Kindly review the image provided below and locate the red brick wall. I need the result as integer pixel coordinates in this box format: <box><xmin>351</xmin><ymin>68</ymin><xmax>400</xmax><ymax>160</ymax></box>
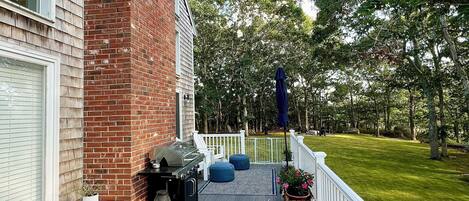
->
<box><xmin>84</xmin><ymin>0</ymin><xmax>176</xmax><ymax>200</ymax></box>
<box><xmin>129</xmin><ymin>0</ymin><xmax>176</xmax><ymax>199</ymax></box>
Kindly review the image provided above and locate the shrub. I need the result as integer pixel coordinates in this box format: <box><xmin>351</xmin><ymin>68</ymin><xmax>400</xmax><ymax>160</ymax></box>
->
<box><xmin>417</xmin><ymin>131</ymin><xmax>429</xmax><ymax>143</ymax></box>
<box><xmin>393</xmin><ymin>126</ymin><xmax>412</xmax><ymax>139</ymax></box>
<box><xmin>343</xmin><ymin>128</ymin><xmax>360</xmax><ymax>134</ymax></box>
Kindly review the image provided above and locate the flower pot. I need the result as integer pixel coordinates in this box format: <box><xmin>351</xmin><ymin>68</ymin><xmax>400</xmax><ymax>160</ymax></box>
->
<box><xmin>83</xmin><ymin>194</ymin><xmax>99</xmax><ymax>201</ymax></box>
<box><xmin>284</xmin><ymin>190</ymin><xmax>312</xmax><ymax>201</ymax></box>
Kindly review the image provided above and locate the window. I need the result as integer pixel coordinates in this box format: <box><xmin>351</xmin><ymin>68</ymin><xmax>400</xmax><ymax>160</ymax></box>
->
<box><xmin>176</xmin><ymin>31</ymin><xmax>181</xmax><ymax>75</ymax></box>
<box><xmin>0</xmin><ymin>0</ymin><xmax>55</xmax><ymax>24</ymax></box>
<box><xmin>11</xmin><ymin>0</ymin><xmax>38</xmax><ymax>12</ymax></box>
<box><xmin>176</xmin><ymin>92</ymin><xmax>183</xmax><ymax>140</ymax></box>
<box><xmin>0</xmin><ymin>42</ymin><xmax>60</xmax><ymax>201</ymax></box>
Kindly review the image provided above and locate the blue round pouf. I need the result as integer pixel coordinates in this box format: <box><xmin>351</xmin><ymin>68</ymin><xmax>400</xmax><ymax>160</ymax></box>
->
<box><xmin>209</xmin><ymin>162</ymin><xmax>235</xmax><ymax>182</ymax></box>
<box><xmin>229</xmin><ymin>154</ymin><xmax>250</xmax><ymax>170</ymax></box>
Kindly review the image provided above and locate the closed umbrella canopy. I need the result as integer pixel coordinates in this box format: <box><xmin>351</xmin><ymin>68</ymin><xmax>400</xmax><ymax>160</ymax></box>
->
<box><xmin>275</xmin><ymin>67</ymin><xmax>290</xmax><ymax>167</ymax></box>
<box><xmin>275</xmin><ymin>68</ymin><xmax>288</xmax><ymax>127</ymax></box>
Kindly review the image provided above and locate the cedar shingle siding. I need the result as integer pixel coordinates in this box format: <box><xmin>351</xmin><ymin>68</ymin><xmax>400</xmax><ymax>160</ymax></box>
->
<box><xmin>176</xmin><ymin>0</ymin><xmax>195</xmax><ymax>141</ymax></box>
<box><xmin>0</xmin><ymin>1</ymin><xmax>85</xmax><ymax>200</ymax></box>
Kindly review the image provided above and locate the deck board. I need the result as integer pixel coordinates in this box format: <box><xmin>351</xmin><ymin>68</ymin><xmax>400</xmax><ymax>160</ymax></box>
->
<box><xmin>198</xmin><ymin>164</ymin><xmax>283</xmax><ymax>201</ymax></box>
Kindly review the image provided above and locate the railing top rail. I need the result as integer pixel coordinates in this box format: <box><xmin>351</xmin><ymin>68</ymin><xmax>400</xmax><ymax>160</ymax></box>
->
<box><xmin>291</xmin><ymin>132</ymin><xmax>317</xmax><ymax>158</ymax></box>
<box><xmin>317</xmin><ymin>163</ymin><xmax>364</xmax><ymax>201</ymax></box>
<box><xmin>199</xmin><ymin>133</ymin><xmax>242</xmax><ymax>137</ymax></box>
<box><xmin>246</xmin><ymin>137</ymin><xmax>284</xmax><ymax>140</ymax></box>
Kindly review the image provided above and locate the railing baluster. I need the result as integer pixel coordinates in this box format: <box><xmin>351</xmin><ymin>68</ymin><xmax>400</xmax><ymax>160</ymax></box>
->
<box><xmin>254</xmin><ymin>138</ymin><xmax>257</xmax><ymax>163</ymax></box>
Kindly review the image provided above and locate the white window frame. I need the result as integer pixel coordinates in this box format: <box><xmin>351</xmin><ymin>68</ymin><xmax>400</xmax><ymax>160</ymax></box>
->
<box><xmin>176</xmin><ymin>30</ymin><xmax>181</xmax><ymax>76</ymax></box>
<box><xmin>0</xmin><ymin>41</ymin><xmax>60</xmax><ymax>201</ymax></box>
<box><xmin>175</xmin><ymin>0</ymin><xmax>180</xmax><ymax>17</ymax></box>
<box><xmin>176</xmin><ymin>91</ymin><xmax>184</xmax><ymax>141</ymax></box>
<box><xmin>0</xmin><ymin>0</ymin><xmax>55</xmax><ymax>26</ymax></box>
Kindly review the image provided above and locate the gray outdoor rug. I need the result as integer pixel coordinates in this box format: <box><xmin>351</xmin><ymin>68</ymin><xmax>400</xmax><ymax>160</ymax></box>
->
<box><xmin>199</xmin><ymin>167</ymin><xmax>277</xmax><ymax>196</ymax></box>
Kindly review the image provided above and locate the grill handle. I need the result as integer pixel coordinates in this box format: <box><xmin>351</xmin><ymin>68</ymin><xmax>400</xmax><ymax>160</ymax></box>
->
<box><xmin>188</xmin><ymin>178</ymin><xmax>197</xmax><ymax>197</ymax></box>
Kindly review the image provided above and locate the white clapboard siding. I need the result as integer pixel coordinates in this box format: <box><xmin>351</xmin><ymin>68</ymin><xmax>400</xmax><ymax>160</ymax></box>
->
<box><xmin>176</xmin><ymin>0</ymin><xmax>196</xmax><ymax>141</ymax></box>
<box><xmin>0</xmin><ymin>57</ymin><xmax>45</xmax><ymax>200</ymax></box>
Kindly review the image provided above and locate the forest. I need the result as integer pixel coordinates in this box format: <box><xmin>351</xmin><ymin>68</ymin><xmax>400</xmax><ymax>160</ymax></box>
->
<box><xmin>190</xmin><ymin>0</ymin><xmax>468</xmax><ymax>159</ymax></box>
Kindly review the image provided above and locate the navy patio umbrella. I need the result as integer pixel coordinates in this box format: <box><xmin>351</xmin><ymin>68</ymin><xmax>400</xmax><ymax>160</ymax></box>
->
<box><xmin>275</xmin><ymin>67</ymin><xmax>290</xmax><ymax>168</ymax></box>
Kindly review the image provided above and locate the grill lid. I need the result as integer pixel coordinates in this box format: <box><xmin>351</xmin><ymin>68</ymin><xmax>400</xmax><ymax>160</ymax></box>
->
<box><xmin>154</xmin><ymin>141</ymin><xmax>200</xmax><ymax>167</ymax></box>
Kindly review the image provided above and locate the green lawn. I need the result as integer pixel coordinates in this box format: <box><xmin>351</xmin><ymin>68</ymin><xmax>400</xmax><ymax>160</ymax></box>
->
<box><xmin>289</xmin><ymin>134</ymin><xmax>469</xmax><ymax>201</ymax></box>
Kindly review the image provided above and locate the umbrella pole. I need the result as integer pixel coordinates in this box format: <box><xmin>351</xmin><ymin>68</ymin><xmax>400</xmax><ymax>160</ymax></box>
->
<box><xmin>284</xmin><ymin>126</ymin><xmax>289</xmax><ymax>168</ymax></box>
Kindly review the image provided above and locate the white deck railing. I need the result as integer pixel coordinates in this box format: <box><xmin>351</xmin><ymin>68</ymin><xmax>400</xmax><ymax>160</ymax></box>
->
<box><xmin>198</xmin><ymin>131</ymin><xmax>246</xmax><ymax>159</ymax></box>
<box><xmin>290</xmin><ymin>130</ymin><xmax>364</xmax><ymax>201</ymax></box>
<box><xmin>245</xmin><ymin>137</ymin><xmax>287</xmax><ymax>164</ymax></box>
<box><xmin>196</xmin><ymin>130</ymin><xmax>363</xmax><ymax>201</ymax></box>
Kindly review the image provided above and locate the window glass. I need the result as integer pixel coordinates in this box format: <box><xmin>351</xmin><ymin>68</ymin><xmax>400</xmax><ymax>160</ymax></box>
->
<box><xmin>11</xmin><ymin>0</ymin><xmax>39</xmax><ymax>12</ymax></box>
<box><xmin>176</xmin><ymin>92</ymin><xmax>181</xmax><ymax>139</ymax></box>
<box><xmin>176</xmin><ymin>31</ymin><xmax>181</xmax><ymax>75</ymax></box>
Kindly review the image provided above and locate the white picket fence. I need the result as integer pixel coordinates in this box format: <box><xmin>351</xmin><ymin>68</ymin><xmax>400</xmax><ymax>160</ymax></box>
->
<box><xmin>196</xmin><ymin>130</ymin><xmax>363</xmax><ymax>201</ymax></box>
<box><xmin>290</xmin><ymin>130</ymin><xmax>364</xmax><ymax>201</ymax></box>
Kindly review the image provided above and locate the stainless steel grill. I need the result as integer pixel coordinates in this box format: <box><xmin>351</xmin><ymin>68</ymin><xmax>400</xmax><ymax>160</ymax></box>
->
<box><xmin>154</xmin><ymin>141</ymin><xmax>201</xmax><ymax>167</ymax></box>
<box><xmin>139</xmin><ymin>141</ymin><xmax>203</xmax><ymax>201</ymax></box>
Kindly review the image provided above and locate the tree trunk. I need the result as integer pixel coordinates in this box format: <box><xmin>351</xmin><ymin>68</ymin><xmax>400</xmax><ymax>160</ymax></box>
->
<box><xmin>243</xmin><ymin>96</ymin><xmax>249</xmax><ymax>136</ymax></box>
<box><xmin>373</xmin><ymin>98</ymin><xmax>380</xmax><ymax>137</ymax></box>
<box><xmin>215</xmin><ymin>100</ymin><xmax>220</xmax><ymax>133</ymax></box>
<box><xmin>438</xmin><ymin>84</ymin><xmax>448</xmax><ymax>157</ymax></box>
<box><xmin>259</xmin><ymin>97</ymin><xmax>263</xmax><ymax>132</ymax></box>
<box><xmin>236</xmin><ymin>95</ymin><xmax>241</xmax><ymax>131</ymax></box>
<box><xmin>296</xmin><ymin>98</ymin><xmax>302</xmax><ymax>129</ymax></box>
<box><xmin>440</xmin><ymin>16</ymin><xmax>469</xmax><ymax>105</ymax></box>
<box><xmin>424</xmin><ymin>86</ymin><xmax>441</xmax><ymax>160</ymax></box>
<box><xmin>408</xmin><ymin>88</ymin><xmax>416</xmax><ymax>140</ymax></box>
<box><xmin>385</xmin><ymin>87</ymin><xmax>391</xmax><ymax>131</ymax></box>
<box><xmin>305</xmin><ymin>87</ymin><xmax>309</xmax><ymax>130</ymax></box>
<box><xmin>454</xmin><ymin>121</ymin><xmax>460</xmax><ymax>143</ymax></box>
<box><xmin>349</xmin><ymin>88</ymin><xmax>356</xmax><ymax>128</ymax></box>
<box><xmin>203</xmin><ymin>112</ymin><xmax>209</xmax><ymax>134</ymax></box>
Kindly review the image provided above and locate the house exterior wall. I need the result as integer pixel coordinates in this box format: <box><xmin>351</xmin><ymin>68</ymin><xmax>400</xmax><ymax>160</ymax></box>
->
<box><xmin>176</xmin><ymin>0</ymin><xmax>195</xmax><ymax>141</ymax></box>
<box><xmin>0</xmin><ymin>2</ymin><xmax>84</xmax><ymax>201</ymax></box>
<box><xmin>129</xmin><ymin>0</ymin><xmax>176</xmax><ymax>199</ymax></box>
<box><xmin>83</xmin><ymin>0</ymin><xmax>133</xmax><ymax>200</ymax></box>
<box><xmin>84</xmin><ymin>0</ymin><xmax>176</xmax><ymax>200</ymax></box>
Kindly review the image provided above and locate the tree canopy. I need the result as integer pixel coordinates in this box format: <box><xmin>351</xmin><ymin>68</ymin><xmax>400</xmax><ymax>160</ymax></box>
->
<box><xmin>190</xmin><ymin>0</ymin><xmax>468</xmax><ymax>159</ymax></box>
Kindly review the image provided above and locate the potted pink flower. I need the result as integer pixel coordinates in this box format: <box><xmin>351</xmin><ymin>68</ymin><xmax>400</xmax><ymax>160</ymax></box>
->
<box><xmin>277</xmin><ymin>167</ymin><xmax>314</xmax><ymax>201</ymax></box>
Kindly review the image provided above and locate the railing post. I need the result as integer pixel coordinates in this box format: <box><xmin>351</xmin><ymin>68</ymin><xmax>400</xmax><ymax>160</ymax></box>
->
<box><xmin>297</xmin><ymin>135</ymin><xmax>304</xmax><ymax>169</ymax></box>
<box><xmin>315</xmin><ymin>152</ymin><xmax>326</xmax><ymax>165</ymax></box>
<box><xmin>289</xmin><ymin>129</ymin><xmax>295</xmax><ymax>136</ymax></box>
<box><xmin>314</xmin><ymin>151</ymin><xmax>327</xmax><ymax>201</ymax></box>
<box><xmin>289</xmin><ymin>129</ymin><xmax>295</xmax><ymax>167</ymax></box>
<box><xmin>240</xmin><ymin>130</ymin><xmax>246</xmax><ymax>154</ymax></box>
<box><xmin>254</xmin><ymin>138</ymin><xmax>257</xmax><ymax>162</ymax></box>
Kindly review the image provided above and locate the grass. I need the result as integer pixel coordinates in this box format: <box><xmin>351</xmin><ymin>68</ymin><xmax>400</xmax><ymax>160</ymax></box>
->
<box><xmin>247</xmin><ymin>132</ymin><xmax>469</xmax><ymax>200</ymax></box>
<box><xmin>279</xmin><ymin>134</ymin><xmax>469</xmax><ymax>201</ymax></box>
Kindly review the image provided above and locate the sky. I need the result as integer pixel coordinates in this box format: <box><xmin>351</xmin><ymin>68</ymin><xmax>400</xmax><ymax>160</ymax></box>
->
<box><xmin>300</xmin><ymin>0</ymin><xmax>319</xmax><ymax>20</ymax></box>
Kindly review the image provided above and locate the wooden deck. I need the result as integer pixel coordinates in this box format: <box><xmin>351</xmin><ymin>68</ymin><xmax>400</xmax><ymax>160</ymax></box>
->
<box><xmin>198</xmin><ymin>164</ymin><xmax>283</xmax><ymax>201</ymax></box>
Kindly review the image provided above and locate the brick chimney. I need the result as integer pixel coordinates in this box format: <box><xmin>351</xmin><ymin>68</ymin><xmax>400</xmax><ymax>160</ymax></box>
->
<box><xmin>83</xmin><ymin>0</ymin><xmax>176</xmax><ymax>200</ymax></box>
